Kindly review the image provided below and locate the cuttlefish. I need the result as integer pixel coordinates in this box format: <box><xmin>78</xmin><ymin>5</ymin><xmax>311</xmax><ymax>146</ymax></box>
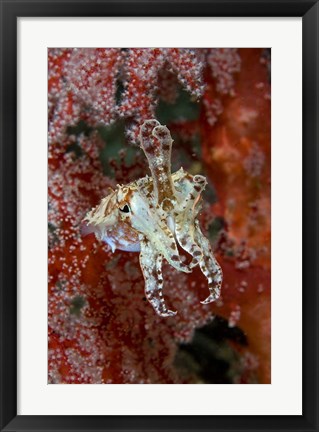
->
<box><xmin>83</xmin><ymin>119</ymin><xmax>222</xmax><ymax>317</ymax></box>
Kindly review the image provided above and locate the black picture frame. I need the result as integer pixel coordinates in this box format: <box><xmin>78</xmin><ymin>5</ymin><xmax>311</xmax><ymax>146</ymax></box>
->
<box><xmin>1</xmin><ymin>0</ymin><xmax>318</xmax><ymax>431</ymax></box>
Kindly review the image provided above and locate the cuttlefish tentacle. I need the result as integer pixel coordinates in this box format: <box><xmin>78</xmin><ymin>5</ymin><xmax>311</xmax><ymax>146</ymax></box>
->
<box><xmin>139</xmin><ymin>239</ymin><xmax>177</xmax><ymax>317</ymax></box>
<box><xmin>194</xmin><ymin>220</ymin><xmax>223</xmax><ymax>304</ymax></box>
<box><xmin>175</xmin><ymin>174</ymin><xmax>207</xmax><ymax>268</ymax></box>
<box><xmin>139</xmin><ymin>119</ymin><xmax>176</xmax><ymax>209</ymax></box>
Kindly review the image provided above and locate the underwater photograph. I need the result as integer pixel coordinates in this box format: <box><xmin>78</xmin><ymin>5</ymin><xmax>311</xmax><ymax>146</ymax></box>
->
<box><xmin>48</xmin><ymin>48</ymin><xmax>271</xmax><ymax>384</ymax></box>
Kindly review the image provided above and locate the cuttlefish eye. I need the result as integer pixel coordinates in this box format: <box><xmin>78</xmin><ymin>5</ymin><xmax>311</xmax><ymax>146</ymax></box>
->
<box><xmin>119</xmin><ymin>204</ymin><xmax>130</xmax><ymax>213</ymax></box>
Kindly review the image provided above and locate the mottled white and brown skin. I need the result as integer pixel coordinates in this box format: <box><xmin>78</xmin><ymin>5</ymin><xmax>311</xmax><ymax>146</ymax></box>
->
<box><xmin>83</xmin><ymin>119</ymin><xmax>222</xmax><ymax>317</ymax></box>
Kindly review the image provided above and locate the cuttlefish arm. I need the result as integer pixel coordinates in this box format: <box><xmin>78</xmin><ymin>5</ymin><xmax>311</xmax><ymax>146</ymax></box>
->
<box><xmin>174</xmin><ymin>173</ymin><xmax>222</xmax><ymax>303</ymax></box>
<box><xmin>139</xmin><ymin>239</ymin><xmax>177</xmax><ymax>317</ymax></box>
<box><xmin>194</xmin><ymin>220</ymin><xmax>223</xmax><ymax>304</ymax></box>
<box><xmin>139</xmin><ymin>119</ymin><xmax>176</xmax><ymax>209</ymax></box>
<box><xmin>175</xmin><ymin>174</ymin><xmax>206</xmax><ymax>268</ymax></box>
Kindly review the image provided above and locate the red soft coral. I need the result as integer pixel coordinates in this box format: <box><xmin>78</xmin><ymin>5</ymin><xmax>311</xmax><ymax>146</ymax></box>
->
<box><xmin>48</xmin><ymin>48</ymin><xmax>271</xmax><ymax>384</ymax></box>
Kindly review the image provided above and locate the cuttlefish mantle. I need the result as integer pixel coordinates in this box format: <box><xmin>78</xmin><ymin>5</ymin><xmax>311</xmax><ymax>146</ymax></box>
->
<box><xmin>83</xmin><ymin>119</ymin><xmax>222</xmax><ymax>317</ymax></box>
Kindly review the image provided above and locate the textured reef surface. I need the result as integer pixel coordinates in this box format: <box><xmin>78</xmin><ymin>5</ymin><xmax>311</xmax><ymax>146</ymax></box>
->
<box><xmin>48</xmin><ymin>48</ymin><xmax>271</xmax><ymax>384</ymax></box>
